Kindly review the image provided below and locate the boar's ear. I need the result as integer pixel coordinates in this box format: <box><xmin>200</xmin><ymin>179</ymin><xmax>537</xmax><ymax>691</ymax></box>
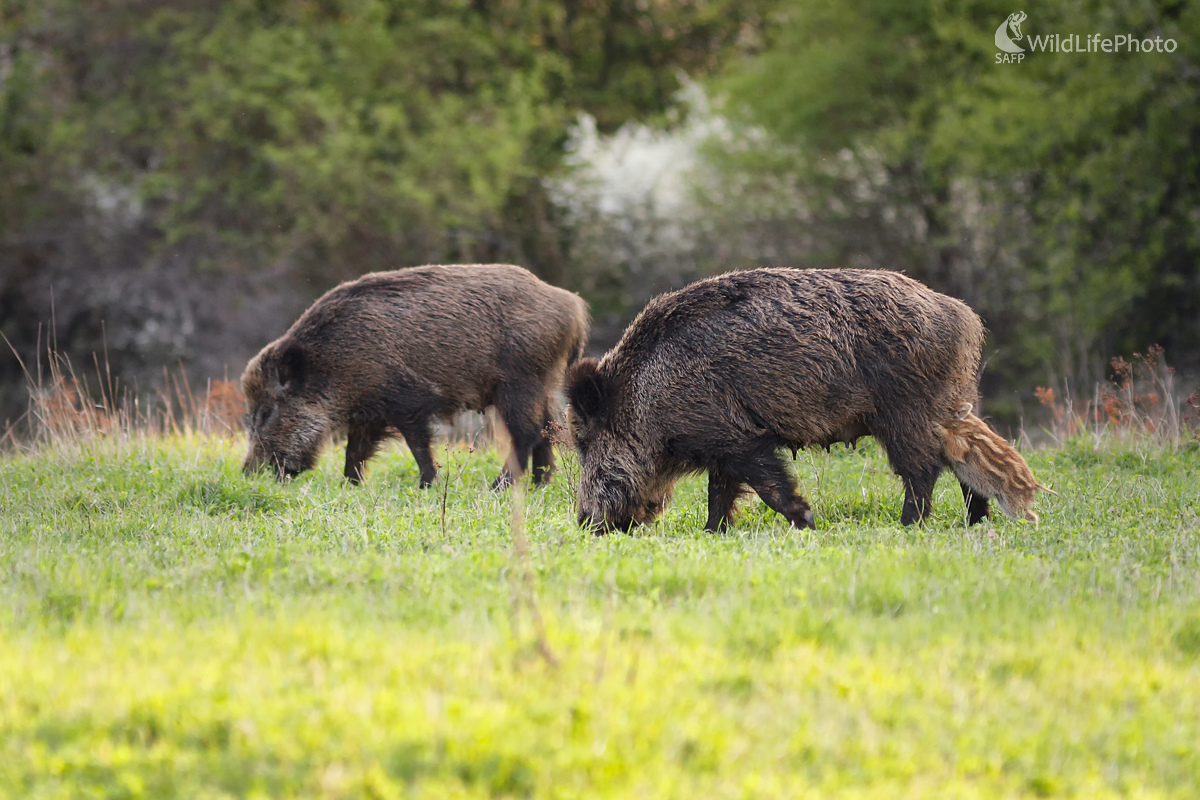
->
<box><xmin>566</xmin><ymin>357</ymin><xmax>611</xmax><ymax>425</ymax></box>
<box><xmin>273</xmin><ymin>343</ymin><xmax>306</xmax><ymax>393</ymax></box>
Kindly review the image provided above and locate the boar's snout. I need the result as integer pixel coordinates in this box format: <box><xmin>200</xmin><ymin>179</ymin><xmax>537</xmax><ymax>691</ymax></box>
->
<box><xmin>577</xmin><ymin>508</ymin><xmax>635</xmax><ymax>535</ymax></box>
<box><xmin>242</xmin><ymin>438</ymin><xmax>269</xmax><ymax>477</ymax></box>
<box><xmin>241</xmin><ymin>448</ymin><xmax>296</xmax><ymax>481</ymax></box>
<box><xmin>576</xmin><ymin>471</ymin><xmax>641</xmax><ymax>534</ymax></box>
<box><xmin>243</xmin><ymin>454</ymin><xmax>303</xmax><ymax>482</ymax></box>
<box><xmin>241</xmin><ymin>399</ymin><xmax>327</xmax><ymax>482</ymax></box>
<box><xmin>574</xmin><ymin>439</ymin><xmax>674</xmax><ymax>533</ymax></box>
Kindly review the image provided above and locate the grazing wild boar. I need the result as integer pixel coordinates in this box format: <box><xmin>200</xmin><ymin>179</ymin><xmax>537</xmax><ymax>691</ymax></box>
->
<box><xmin>566</xmin><ymin>268</ymin><xmax>1050</xmax><ymax>533</ymax></box>
<box><xmin>937</xmin><ymin>403</ymin><xmax>1057</xmax><ymax>523</ymax></box>
<box><xmin>242</xmin><ymin>264</ymin><xmax>588</xmax><ymax>488</ymax></box>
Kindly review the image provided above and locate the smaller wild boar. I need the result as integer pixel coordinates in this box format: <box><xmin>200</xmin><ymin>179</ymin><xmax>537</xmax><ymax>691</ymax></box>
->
<box><xmin>566</xmin><ymin>268</ymin><xmax>1050</xmax><ymax>533</ymax></box>
<box><xmin>937</xmin><ymin>403</ymin><xmax>1056</xmax><ymax>523</ymax></box>
<box><xmin>242</xmin><ymin>264</ymin><xmax>588</xmax><ymax>488</ymax></box>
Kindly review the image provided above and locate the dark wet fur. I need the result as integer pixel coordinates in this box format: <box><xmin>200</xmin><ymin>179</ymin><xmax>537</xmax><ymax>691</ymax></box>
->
<box><xmin>567</xmin><ymin>268</ymin><xmax>989</xmax><ymax>533</ymax></box>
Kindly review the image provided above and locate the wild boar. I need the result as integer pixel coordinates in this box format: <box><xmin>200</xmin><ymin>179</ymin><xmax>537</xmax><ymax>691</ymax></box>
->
<box><xmin>242</xmin><ymin>264</ymin><xmax>588</xmax><ymax>488</ymax></box>
<box><xmin>937</xmin><ymin>403</ymin><xmax>1056</xmax><ymax>524</ymax></box>
<box><xmin>566</xmin><ymin>267</ymin><xmax>1048</xmax><ymax>532</ymax></box>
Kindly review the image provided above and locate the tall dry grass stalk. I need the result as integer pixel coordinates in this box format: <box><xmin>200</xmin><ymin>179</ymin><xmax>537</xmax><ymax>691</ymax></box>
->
<box><xmin>492</xmin><ymin>413</ymin><xmax>558</xmax><ymax>669</ymax></box>
<box><xmin>1</xmin><ymin>335</ymin><xmax>245</xmax><ymax>453</ymax></box>
<box><xmin>1034</xmin><ymin>345</ymin><xmax>1199</xmax><ymax>447</ymax></box>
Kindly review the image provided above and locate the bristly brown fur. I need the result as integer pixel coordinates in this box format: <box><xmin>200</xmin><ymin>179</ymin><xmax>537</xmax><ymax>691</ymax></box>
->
<box><xmin>242</xmin><ymin>264</ymin><xmax>589</xmax><ymax>488</ymax></box>
<box><xmin>937</xmin><ymin>404</ymin><xmax>1052</xmax><ymax>523</ymax></box>
<box><xmin>566</xmin><ymin>267</ymin><xmax>993</xmax><ymax>533</ymax></box>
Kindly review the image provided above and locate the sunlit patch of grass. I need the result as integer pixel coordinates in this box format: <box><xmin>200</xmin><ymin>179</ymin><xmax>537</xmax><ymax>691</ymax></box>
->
<box><xmin>1</xmin><ymin>434</ymin><xmax>1198</xmax><ymax>797</ymax></box>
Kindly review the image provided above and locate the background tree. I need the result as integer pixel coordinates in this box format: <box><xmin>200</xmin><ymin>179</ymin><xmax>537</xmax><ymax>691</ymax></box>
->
<box><xmin>0</xmin><ymin>0</ymin><xmax>776</xmax><ymax>419</ymax></box>
<box><xmin>716</xmin><ymin>0</ymin><xmax>1200</xmax><ymax>414</ymax></box>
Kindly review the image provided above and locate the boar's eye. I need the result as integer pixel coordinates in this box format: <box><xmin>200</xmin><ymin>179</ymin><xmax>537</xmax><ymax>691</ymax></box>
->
<box><xmin>253</xmin><ymin>405</ymin><xmax>277</xmax><ymax>429</ymax></box>
<box><xmin>572</xmin><ymin>430</ymin><xmax>597</xmax><ymax>461</ymax></box>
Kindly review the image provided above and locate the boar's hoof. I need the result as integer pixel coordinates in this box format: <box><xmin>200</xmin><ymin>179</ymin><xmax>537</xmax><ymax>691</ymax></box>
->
<box><xmin>491</xmin><ymin>471</ymin><xmax>515</xmax><ymax>491</ymax></box>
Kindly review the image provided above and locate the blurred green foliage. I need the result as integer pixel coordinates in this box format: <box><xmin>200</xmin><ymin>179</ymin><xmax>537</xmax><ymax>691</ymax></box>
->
<box><xmin>0</xmin><ymin>0</ymin><xmax>776</xmax><ymax>420</ymax></box>
<box><xmin>719</xmin><ymin>0</ymin><xmax>1200</xmax><ymax>407</ymax></box>
<box><xmin>0</xmin><ymin>0</ymin><xmax>775</xmax><ymax>280</ymax></box>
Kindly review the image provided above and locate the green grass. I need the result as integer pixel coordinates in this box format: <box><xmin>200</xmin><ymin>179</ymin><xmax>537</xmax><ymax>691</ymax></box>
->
<box><xmin>1</xmin><ymin>433</ymin><xmax>1199</xmax><ymax>798</ymax></box>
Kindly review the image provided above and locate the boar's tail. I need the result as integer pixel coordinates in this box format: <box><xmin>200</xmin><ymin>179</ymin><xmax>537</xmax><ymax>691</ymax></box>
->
<box><xmin>565</xmin><ymin>323</ymin><xmax>588</xmax><ymax>368</ymax></box>
<box><xmin>568</xmin><ymin>341</ymin><xmax>586</xmax><ymax>367</ymax></box>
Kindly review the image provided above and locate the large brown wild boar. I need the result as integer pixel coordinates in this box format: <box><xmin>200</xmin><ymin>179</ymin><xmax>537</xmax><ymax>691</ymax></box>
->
<box><xmin>566</xmin><ymin>268</ymin><xmax>1049</xmax><ymax>532</ymax></box>
<box><xmin>242</xmin><ymin>264</ymin><xmax>588</xmax><ymax>488</ymax></box>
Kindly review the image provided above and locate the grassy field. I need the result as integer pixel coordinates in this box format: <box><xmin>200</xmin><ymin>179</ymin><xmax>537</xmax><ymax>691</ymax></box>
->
<box><xmin>1</xmin><ymin>432</ymin><xmax>1199</xmax><ymax>798</ymax></box>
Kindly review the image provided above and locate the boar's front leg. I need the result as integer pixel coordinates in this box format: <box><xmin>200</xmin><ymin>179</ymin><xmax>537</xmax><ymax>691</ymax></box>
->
<box><xmin>382</xmin><ymin>371</ymin><xmax>447</xmax><ymax>489</ymax></box>
<box><xmin>731</xmin><ymin>449</ymin><xmax>816</xmax><ymax>530</ymax></box>
<box><xmin>344</xmin><ymin>421</ymin><xmax>386</xmax><ymax>484</ymax></box>
<box><xmin>705</xmin><ymin>470</ymin><xmax>741</xmax><ymax>532</ymax></box>
<box><xmin>492</xmin><ymin>382</ymin><xmax>547</xmax><ymax>490</ymax></box>
<box><xmin>873</xmin><ymin>422</ymin><xmax>943</xmax><ymax>526</ymax></box>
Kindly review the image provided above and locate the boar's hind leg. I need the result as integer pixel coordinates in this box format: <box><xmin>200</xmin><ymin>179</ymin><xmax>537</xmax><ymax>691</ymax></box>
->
<box><xmin>872</xmin><ymin>422</ymin><xmax>943</xmax><ymax>526</ymax></box>
<box><xmin>491</xmin><ymin>383</ymin><xmax>546</xmax><ymax>490</ymax></box>
<box><xmin>395</xmin><ymin>422</ymin><xmax>438</xmax><ymax>488</ymax></box>
<box><xmin>897</xmin><ymin>464</ymin><xmax>941</xmax><ymax>525</ymax></box>
<box><xmin>705</xmin><ymin>470</ymin><xmax>741</xmax><ymax>532</ymax></box>
<box><xmin>960</xmin><ymin>481</ymin><xmax>990</xmax><ymax>525</ymax></box>
<box><xmin>731</xmin><ymin>450</ymin><xmax>816</xmax><ymax>531</ymax></box>
<box><xmin>344</xmin><ymin>422</ymin><xmax>386</xmax><ymax>485</ymax></box>
<box><xmin>529</xmin><ymin>406</ymin><xmax>555</xmax><ymax>486</ymax></box>
<box><xmin>380</xmin><ymin>372</ymin><xmax>447</xmax><ymax>489</ymax></box>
